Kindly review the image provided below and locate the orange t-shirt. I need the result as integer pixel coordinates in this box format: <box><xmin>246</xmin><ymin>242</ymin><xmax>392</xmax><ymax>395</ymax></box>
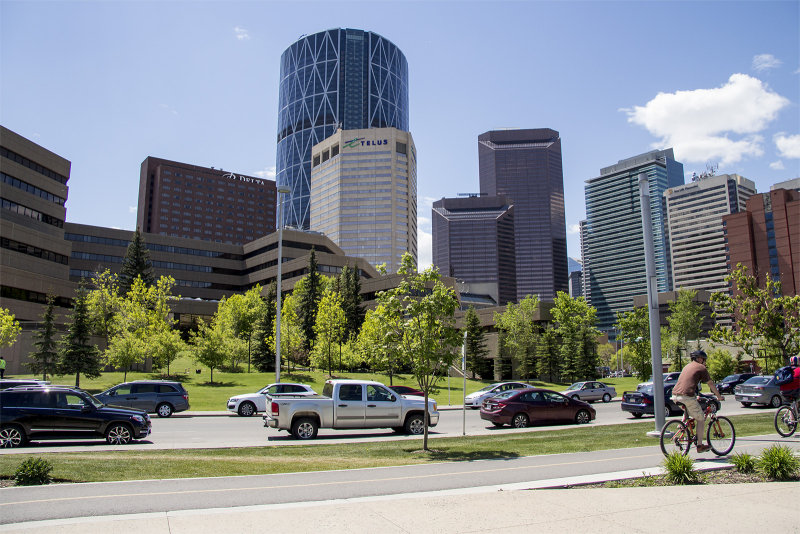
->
<box><xmin>672</xmin><ymin>361</ymin><xmax>710</xmax><ymax>396</ymax></box>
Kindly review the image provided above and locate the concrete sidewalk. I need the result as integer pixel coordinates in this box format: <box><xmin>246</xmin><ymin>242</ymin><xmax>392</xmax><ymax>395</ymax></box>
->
<box><xmin>3</xmin><ymin>472</ymin><xmax>797</xmax><ymax>533</ymax></box>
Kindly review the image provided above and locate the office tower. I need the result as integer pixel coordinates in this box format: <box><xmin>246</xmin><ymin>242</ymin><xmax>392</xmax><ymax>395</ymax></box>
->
<box><xmin>309</xmin><ymin>127</ymin><xmax>416</xmax><ymax>272</ymax></box>
<box><xmin>276</xmin><ymin>29</ymin><xmax>409</xmax><ymax>230</ymax></box>
<box><xmin>137</xmin><ymin>157</ymin><xmax>276</xmax><ymax>245</ymax></box>
<box><xmin>432</xmin><ymin>195</ymin><xmax>516</xmax><ymax>305</ymax></box>
<box><xmin>665</xmin><ymin>174</ymin><xmax>756</xmax><ymax>294</ymax></box>
<box><xmin>478</xmin><ymin>128</ymin><xmax>568</xmax><ymax>302</ymax></box>
<box><xmin>583</xmin><ymin>149</ymin><xmax>684</xmax><ymax>338</ymax></box>
<box><xmin>724</xmin><ymin>187</ymin><xmax>800</xmax><ymax>296</ymax></box>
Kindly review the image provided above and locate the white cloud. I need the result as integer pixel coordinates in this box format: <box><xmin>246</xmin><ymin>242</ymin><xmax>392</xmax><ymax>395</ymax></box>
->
<box><xmin>770</xmin><ymin>160</ymin><xmax>785</xmax><ymax>170</ymax></box>
<box><xmin>234</xmin><ymin>26</ymin><xmax>250</xmax><ymax>40</ymax></box>
<box><xmin>624</xmin><ymin>74</ymin><xmax>790</xmax><ymax>166</ymax></box>
<box><xmin>752</xmin><ymin>54</ymin><xmax>782</xmax><ymax>72</ymax></box>
<box><xmin>128</xmin><ymin>206</ymin><xmax>137</xmax><ymax>214</ymax></box>
<box><xmin>775</xmin><ymin>133</ymin><xmax>800</xmax><ymax>159</ymax></box>
<box><xmin>159</xmin><ymin>103</ymin><xmax>178</xmax><ymax>116</ymax></box>
<box><xmin>254</xmin><ymin>166</ymin><xmax>276</xmax><ymax>179</ymax></box>
<box><xmin>567</xmin><ymin>223</ymin><xmax>580</xmax><ymax>235</ymax></box>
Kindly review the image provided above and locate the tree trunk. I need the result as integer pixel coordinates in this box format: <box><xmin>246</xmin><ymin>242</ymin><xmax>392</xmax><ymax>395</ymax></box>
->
<box><xmin>74</xmin><ymin>372</ymin><xmax>80</xmax><ymax>388</ymax></box>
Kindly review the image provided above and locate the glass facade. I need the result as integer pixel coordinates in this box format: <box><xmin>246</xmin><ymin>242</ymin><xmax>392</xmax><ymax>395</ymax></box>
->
<box><xmin>276</xmin><ymin>29</ymin><xmax>409</xmax><ymax>230</ymax></box>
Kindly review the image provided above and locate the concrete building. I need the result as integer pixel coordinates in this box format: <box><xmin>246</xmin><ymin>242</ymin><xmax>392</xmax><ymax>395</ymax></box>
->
<box><xmin>478</xmin><ymin>128</ymin><xmax>568</xmax><ymax>302</ymax></box>
<box><xmin>665</xmin><ymin>174</ymin><xmax>756</xmax><ymax>294</ymax></box>
<box><xmin>723</xmin><ymin>187</ymin><xmax>800</xmax><ymax>296</ymax></box>
<box><xmin>309</xmin><ymin>127</ymin><xmax>416</xmax><ymax>272</ymax></box>
<box><xmin>137</xmin><ymin>157</ymin><xmax>276</xmax><ymax>245</ymax></box>
<box><xmin>583</xmin><ymin>149</ymin><xmax>684</xmax><ymax>339</ymax></box>
<box><xmin>276</xmin><ymin>29</ymin><xmax>409</xmax><ymax>230</ymax></box>
<box><xmin>431</xmin><ymin>195</ymin><xmax>516</xmax><ymax>306</ymax></box>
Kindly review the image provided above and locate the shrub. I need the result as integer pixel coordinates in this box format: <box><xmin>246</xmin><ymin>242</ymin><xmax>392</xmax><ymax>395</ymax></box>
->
<box><xmin>758</xmin><ymin>445</ymin><xmax>800</xmax><ymax>481</ymax></box>
<box><xmin>663</xmin><ymin>452</ymin><xmax>700</xmax><ymax>484</ymax></box>
<box><xmin>14</xmin><ymin>457</ymin><xmax>54</xmax><ymax>486</ymax></box>
<box><xmin>730</xmin><ymin>452</ymin><xmax>757</xmax><ymax>474</ymax></box>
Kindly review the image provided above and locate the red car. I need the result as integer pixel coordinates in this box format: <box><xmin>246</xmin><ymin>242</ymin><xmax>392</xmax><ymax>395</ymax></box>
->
<box><xmin>480</xmin><ymin>387</ymin><xmax>596</xmax><ymax>428</ymax></box>
<box><xmin>388</xmin><ymin>385</ymin><xmax>425</xmax><ymax>397</ymax></box>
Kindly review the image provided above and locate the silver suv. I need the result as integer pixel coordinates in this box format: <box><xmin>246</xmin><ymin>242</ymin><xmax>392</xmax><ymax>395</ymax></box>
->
<box><xmin>95</xmin><ymin>380</ymin><xmax>189</xmax><ymax>417</ymax></box>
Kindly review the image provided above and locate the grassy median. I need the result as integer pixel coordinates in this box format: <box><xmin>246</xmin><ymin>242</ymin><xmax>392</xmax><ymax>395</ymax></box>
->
<box><xmin>0</xmin><ymin>413</ymin><xmax>776</xmax><ymax>484</ymax></box>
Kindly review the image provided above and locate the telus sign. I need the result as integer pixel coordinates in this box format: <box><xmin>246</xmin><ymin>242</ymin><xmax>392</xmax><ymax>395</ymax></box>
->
<box><xmin>344</xmin><ymin>137</ymin><xmax>389</xmax><ymax>149</ymax></box>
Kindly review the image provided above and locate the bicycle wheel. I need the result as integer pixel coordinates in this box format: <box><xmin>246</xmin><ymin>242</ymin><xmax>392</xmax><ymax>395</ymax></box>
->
<box><xmin>774</xmin><ymin>406</ymin><xmax>798</xmax><ymax>438</ymax></box>
<box><xmin>707</xmin><ymin>416</ymin><xmax>736</xmax><ymax>456</ymax></box>
<box><xmin>660</xmin><ymin>419</ymin><xmax>692</xmax><ymax>457</ymax></box>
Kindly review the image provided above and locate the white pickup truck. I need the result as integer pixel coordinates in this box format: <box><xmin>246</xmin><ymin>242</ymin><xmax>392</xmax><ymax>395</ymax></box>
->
<box><xmin>263</xmin><ymin>379</ymin><xmax>439</xmax><ymax>439</ymax></box>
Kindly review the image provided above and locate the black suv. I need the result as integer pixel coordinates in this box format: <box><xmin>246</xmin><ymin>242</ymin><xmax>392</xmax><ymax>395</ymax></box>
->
<box><xmin>95</xmin><ymin>380</ymin><xmax>189</xmax><ymax>417</ymax></box>
<box><xmin>0</xmin><ymin>386</ymin><xmax>151</xmax><ymax>448</ymax></box>
<box><xmin>716</xmin><ymin>373</ymin><xmax>758</xmax><ymax>394</ymax></box>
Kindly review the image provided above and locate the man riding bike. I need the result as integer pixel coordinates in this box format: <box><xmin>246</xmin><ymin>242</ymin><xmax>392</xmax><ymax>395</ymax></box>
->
<box><xmin>672</xmin><ymin>350</ymin><xmax>724</xmax><ymax>453</ymax></box>
<box><xmin>779</xmin><ymin>356</ymin><xmax>800</xmax><ymax>403</ymax></box>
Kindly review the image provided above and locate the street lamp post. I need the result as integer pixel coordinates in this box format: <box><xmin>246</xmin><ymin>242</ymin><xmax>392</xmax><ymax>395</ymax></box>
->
<box><xmin>275</xmin><ymin>186</ymin><xmax>290</xmax><ymax>383</ymax></box>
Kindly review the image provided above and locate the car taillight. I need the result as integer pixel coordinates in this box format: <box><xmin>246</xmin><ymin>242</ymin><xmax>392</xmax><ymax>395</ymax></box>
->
<box><xmin>643</xmin><ymin>397</ymin><xmax>652</xmax><ymax>405</ymax></box>
<box><xmin>271</xmin><ymin>401</ymin><xmax>279</xmax><ymax>415</ymax></box>
<box><xmin>183</xmin><ymin>394</ymin><xmax>189</xmax><ymax>400</ymax></box>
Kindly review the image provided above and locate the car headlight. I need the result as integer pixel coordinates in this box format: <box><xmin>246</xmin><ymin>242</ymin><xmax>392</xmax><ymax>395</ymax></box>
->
<box><xmin>130</xmin><ymin>415</ymin><xmax>145</xmax><ymax>424</ymax></box>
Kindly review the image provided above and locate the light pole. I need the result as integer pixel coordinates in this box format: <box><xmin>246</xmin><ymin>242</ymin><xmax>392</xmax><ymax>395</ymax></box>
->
<box><xmin>275</xmin><ymin>185</ymin><xmax>290</xmax><ymax>383</ymax></box>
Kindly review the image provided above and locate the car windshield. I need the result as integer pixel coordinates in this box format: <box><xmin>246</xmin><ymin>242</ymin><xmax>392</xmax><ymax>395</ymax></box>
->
<box><xmin>744</xmin><ymin>376</ymin><xmax>771</xmax><ymax>385</ymax></box>
<box><xmin>83</xmin><ymin>391</ymin><xmax>106</xmax><ymax>409</ymax></box>
<box><xmin>477</xmin><ymin>384</ymin><xmax>500</xmax><ymax>393</ymax></box>
<box><xmin>568</xmin><ymin>382</ymin><xmax>584</xmax><ymax>390</ymax></box>
<box><xmin>722</xmin><ymin>375</ymin><xmax>738</xmax><ymax>382</ymax></box>
<box><xmin>639</xmin><ymin>385</ymin><xmax>654</xmax><ymax>395</ymax></box>
<box><xmin>491</xmin><ymin>390</ymin><xmax>519</xmax><ymax>400</ymax></box>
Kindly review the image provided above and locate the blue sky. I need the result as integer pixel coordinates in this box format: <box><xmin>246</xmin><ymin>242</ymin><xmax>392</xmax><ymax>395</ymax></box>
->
<box><xmin>2</xmin><ymin>1</ymin><xmax>798</xmax><ymax>269</ymax></box>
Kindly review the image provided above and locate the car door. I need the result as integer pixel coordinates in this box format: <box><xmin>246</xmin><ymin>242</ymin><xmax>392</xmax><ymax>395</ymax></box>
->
<box><xmin>365</xmin><ymin>384</ymin><xmax>402</xmax><ymax>427</ymax></box>
<box><xmin>51</xmin><ymin>391</ymin><xmax>101</xmax><ymax>437</ymax></box>
<box><xmin>581</xmin><ymin>382</ymin><xmax>599</xmax><ymax>401</ymax></box>
<box><xmin>542</xmin><ymin>391</ymin><xmax>573</xmax><ymax>421</ymax></box>
<box><xmin>104</xmin><ymin>384</ymin><xmax>134</xmax><ymax>408</ymax></box>
<box><xmin>519</xmin><ymin>391</ymin><xmax>548</xmax><ymax>422</ymax></box>
<box><xmin>130</xmin><ymin>383</ymin><xmax>158</xmax><ymax>412</ymax></box>
<box><xmin>333</xmin><ymin>384</ymin><xmax>366</xmax><ymax>428</ymax></box>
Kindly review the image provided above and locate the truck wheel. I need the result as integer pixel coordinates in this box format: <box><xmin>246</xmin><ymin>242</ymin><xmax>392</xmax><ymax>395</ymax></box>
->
<box><xmin>404</xmin><ymin>414</ymin><xmax>425</xmax><ymax>435</ymax></box>
<box><xmin>291</xmin><ymin>417</ymin><xmax>318</xmax><ymax>440</ymax></box>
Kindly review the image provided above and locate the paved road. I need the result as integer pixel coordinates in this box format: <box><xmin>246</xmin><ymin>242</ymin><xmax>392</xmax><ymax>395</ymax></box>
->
<box><xmin>1</xmin><ymin>434</ymin><xmax>798</xmax><ymax>525</ymax></box>
<box><xmin>1</xmin><ymin>399</ymin><xmax>766</xmax><ymax>453</ymax></box>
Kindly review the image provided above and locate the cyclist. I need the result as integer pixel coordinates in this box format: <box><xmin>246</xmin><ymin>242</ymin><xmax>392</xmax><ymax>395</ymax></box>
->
<box><xmin>672</xmin><ymin>350</ymin><xmax>724</xmax><ymax>453</ymax></box>
<box><xmin>779</xmin><ymin>356</ymin><xmax>800</xmax><ymax>405</ymax></box>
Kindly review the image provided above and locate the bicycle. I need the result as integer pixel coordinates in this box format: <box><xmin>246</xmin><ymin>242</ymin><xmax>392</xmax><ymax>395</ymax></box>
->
<box><xmin>660</xmin><ymin>397</ymin><xmax>735</xmax><ymax>457</ymax></box>
<box><xmin>774</xmin><ymin>394</ymin><xmax>799</xmax><ymax>437</ymax></box>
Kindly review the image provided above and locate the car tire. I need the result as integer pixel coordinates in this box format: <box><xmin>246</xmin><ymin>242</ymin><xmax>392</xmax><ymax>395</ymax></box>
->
<box><xmin>575</xmin><ymin>409</ymin><xmax>591</xmax><ymax>424</ymax></box>
<box><xmin>602</xmin><ymin>393</ymin><xmax>612</xmax><ymax>403</ymax></box>
<box><xmin>105</xmin><ymin>423</ymin><xmax>133</xmax><ymax>445</ymax></box>
<box><xmin>664</xmin><ymin>405</ymin><xmax>672</xmax><ymax>419</ymax></box>
<box><xmin>156</xmin><ymin>403</ymin><xmax>173</xmax><ymax>418</ymax></box>
<box><xmin>291</xmin><ymin>417</ymin><xmax>318</xmax><ymax>440</ymax></box>
<box><xmin>512</xmin><ymin>413</ymin><xmax>529</xmax><ymax>428</ymax></box>
<box><xmin>404</xmin><ymin>413</ymin><xmax>425</xmax><ymax>435</ymax></box>
<box><xmin>741</xmin><ymin>402</ymin><xmax>752</xmax><ymax>407</ymax></box>
<box><xmin>0</xmin><ymin>425</ymin><xmax>27</xmax><ymax>448</ymax></box>
<box><xmin>770</xmin><ymin>395</ymin><xmax>782</xmax><ymax>408</ymax></box>
<box><xmin>238</xmin><ymin>401</ymin><xmax>256</xmax><ymax>417</ymax></box>
<box><xmin>632</xmin><ymin>412</ymin><xmax>643</xmax><ymax>418</ymax></box>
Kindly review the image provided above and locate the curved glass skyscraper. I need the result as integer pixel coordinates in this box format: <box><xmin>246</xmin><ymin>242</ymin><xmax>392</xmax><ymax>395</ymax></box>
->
<box><xmin>276</xmin><ymin>28</ymin><xmax>409</xmax><ymax>229</ymax></box>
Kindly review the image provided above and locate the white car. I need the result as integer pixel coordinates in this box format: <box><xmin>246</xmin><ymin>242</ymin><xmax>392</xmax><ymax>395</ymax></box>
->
<box><xmin>463</xmin><ymin>382</ymin><xmax>533</xmax><ymax>409</ymax></box>
<box><xmin>227</xmin><ymin>383</ymin><xmax>316</xmax><ymax>417</ymax></box>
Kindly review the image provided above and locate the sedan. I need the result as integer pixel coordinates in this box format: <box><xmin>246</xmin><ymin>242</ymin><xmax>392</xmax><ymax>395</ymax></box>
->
<box><xmin>716</xmin><ymin>373</ymin><xmax>757</xmax><ymax>394</ymax></box>
<box><xmin>464</xmin><ymin>382</ymin><xmax>533</xmax><ymax>409</ymax></box>
<box><xmin>227</xmin><ymin>383</ymin><xmax>316</xmax><ymax>417</ymax></box>
<box><xmin>388</xmin><ymin>385</ymin><xmax>425</xmax><ymax>397</ymax></box>
<box><xmin>480</xmin><ymin>388</ymin><xmax>595</xmax><ymax>428</ymax></box>
<box><xmin>560</xmin><ymin>381</ymin><xmax>616</xmax><ymax>402</ymax></box>
<box><xmin>735</xmin><ymin>375</ymin><xmax>784</xmax><ymax>408</ymax></box>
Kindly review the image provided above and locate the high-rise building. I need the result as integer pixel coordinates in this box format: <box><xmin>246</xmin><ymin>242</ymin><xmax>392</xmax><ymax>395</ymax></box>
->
<box><xmin>137</xmin><ymin>157</ymin><xmax>276</xmax><ymax>245</ymax></box>
<box><xmin>309</xmin><ymin>127</ymin><xmax>416</xmax><ymax>272</ymax></box>
<box><xmin>478</xmin><ymin>128</ymin><xmax>568</xmax><ymax>302</ymax></box>
<box><xmin>583</xmin><ymin>149</ymin><xmax>684</xmax><ymax>338</ymax></box>
<box><xmin>432</xmin><ymin>195</ymin><xmax>516</xmax><ymax>305</ymax></box>
<box><xmin>723</xmin><ymin>187</ymin><xmax>799</xmax><ymax>296</ymax></box>
<box><xmin>665</xmin><ymin>174</ymin><xmax>756</xmax><ymax>294</ymax></box>
<box><xmin>276</xmin><ymin>29</ymin><xmax>409</xmax><ymax>230</ymax></box>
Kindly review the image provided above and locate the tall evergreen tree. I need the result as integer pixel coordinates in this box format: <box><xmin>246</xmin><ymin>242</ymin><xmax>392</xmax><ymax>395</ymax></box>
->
<box><xmin>27</xmin><ymin>295</ymin><xmax>60</xmax><ymax>380</ymax></box>
<box><xmin>251</xmin><ymin>283</ymin><xmax>277</xmax><ymax>372</ymax></box>
<box><xmin>119</xmin><ymin>228</ymin><xmax>154</xmax><ymax>294</ymax></box>
<box><xmin>463</xmin><ymin>307</ymin><xmax>490</xmax><ymax>378</ymax></box>
<box><xmin>339</xmin><ymin>265</ymin><xmax>365</xmax><ymax>340</ymax></box>
<box><xmin>59</xmin><ymin>286</ymin><xmax>102</xmax><ymax>387</ymax></box>
<box><xmin>297</xmin><ymin>248</ymin><xmax>323</xmax><ymax>352</ymax></box>
<box><xmin>535</xmin><ymin>328</ymin><xmax>560</xmax><ymax>382</ymax></box>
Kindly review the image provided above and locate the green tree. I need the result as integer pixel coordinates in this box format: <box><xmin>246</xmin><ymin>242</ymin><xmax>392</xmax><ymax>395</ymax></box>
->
<box><xmin>463</xmin><ymin>307</ymin><xmax>491</xmax><ymax>379</ymax></box>
<box><xmin>710</xmin><ymin>263</ymin><xmax>800</xmax><ymax>366</ymax></box>
<box><xmin>339</xmin><ymin>265</ymin><xmax>365</xmax><ymax>340</ymax></box>
<box><xmin>58</xmin><ymin>286</ymin><xmax>102</xmax><ymax>387</ymax></box>
<box><xmin>706</xmin><ymin>347</ymin><xmax>737</xmax><ymax>381</ymax></box>
<box><xmin>150</xmin><ymin>328</ymin><xmax>187</xmax><ymax>376</ymax></box>
<box><xmin>310</xmin><ymin>285</ymin><xmax>346</xmax><ymax>376</ymax></box>
<box><xmin>251</xmin><ymin>283</ymin><xmax>277</xmax><ymax>373</ymax></box>
<box><xmin>0</xmin><ymin>307</ymin><xmax>22</xmax><ymax>352</ymax></box>
<box><xmin>375</xmin><ymin>253</ymin><xmax>461</xmax><ymax>450</ymax></box>
<box><xmin>597</xmin><ymin>343</ymin><xmax>615</xmax><ymax>369</ymax></box>
<box><xmin>667</xmin><ymin>289</ymin><xmax>702</xmax><ymax>368</ymax></box>
<box><xmin>356</xmin><ymin>305</ymin><xmax>406</xmax><ymax>384</ymax></box>
<box><xmin>494</xmin><ymin>295</ymin><xmax>540</xmax><ymax>380</ymax></box>
<box><xmin>615</xmin><ymin>306</ymin><xmax>652</xmax><ymax>380</ymax></box>
<box><xmin>661</xmin><ymin>326</ymin><xmax>681</xmax><ymax>371</ymax></box>
<box><xmin>119</xmin><ymin>228</ymin><xmax>154</xmax><ymax>295</ymax></box>
<box><xmin>85</xmin><ymin>269</ymin><xmax>121</xmax><ymax>352</ymax></box>
<box><xmin>276</xmin><ymin>292</ymin><xmax>306</xmax><ymax>373</ymax></box>
<box><xmin>296</xmin><ymin>248</ymin><xmax>324</xmax><ymax>352</ymax></box>
<box><xmin>535</xmin><ymin>328</ymin><xmax>560</xmax><ymax>382</ymax></box>
<box><xmin>27</xmin><ymin>296</ymin><xmax>60</xmax><ymax>380</ymax></box>
<box><xmin>551</xmin><ymin>292</ymin><xmax>600</xmax><ymax>382</ymax></box>
<box><xmin>215</xmin><ymin>285</ymin><xmax>265</xmax><ymax>372</ymax></box>
<box><xmin>190</xmin><ymin>320</ymin><xmax>226</xmax><ymax>383</ymax></box>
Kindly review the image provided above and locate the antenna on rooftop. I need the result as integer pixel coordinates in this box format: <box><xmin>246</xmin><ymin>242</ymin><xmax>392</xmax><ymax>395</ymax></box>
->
<box><xmin>457</xmin><ymin>193</ymin><xmax>485</xmax><ymax>197</ymax></box>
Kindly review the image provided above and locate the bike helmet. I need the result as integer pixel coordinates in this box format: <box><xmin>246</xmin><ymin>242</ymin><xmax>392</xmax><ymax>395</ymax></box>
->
<box><xmin>690</xmin><ymin>350</ymin><xmax>707</xmax><ymax>361</ymax></box>
<box><xmin>790</xmin><ymin>356</ymin><xmax>800</xmax><ymax>367</ymax></box>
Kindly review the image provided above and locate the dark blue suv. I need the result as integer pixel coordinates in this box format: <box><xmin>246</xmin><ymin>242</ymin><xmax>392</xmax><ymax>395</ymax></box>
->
<box><xmin>0</xmin><ymin>386</ymin><xmax>151</xmax><ymax>448</ymax></box>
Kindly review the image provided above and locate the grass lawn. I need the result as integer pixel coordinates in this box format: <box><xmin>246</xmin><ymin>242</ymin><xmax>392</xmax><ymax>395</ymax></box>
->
<box><xmin>8</xmin><ymin>354</ymin><xmax>644</xmax><ymax>411</ymax></box>
<box><xmin>0</xmin><ymin>413</ymin><xmax>776</xmax><ymax>484</ymax></box>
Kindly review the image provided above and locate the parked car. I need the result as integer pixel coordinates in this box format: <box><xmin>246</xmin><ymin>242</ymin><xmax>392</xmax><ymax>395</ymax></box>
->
<box><xmin>560</xmin><ymin>381</ymin><xmax>616</xmax><ymax>403</ymax></box>
<box><xmin>716</xmin><ymin>373</ymin><xmax>758</xmax><ymax>394</ymax></box>
<box><xmin>480</xmin><ymin>388</ymin><xmax>596</xmax><ymax>428</ymax></box>
<box><xmin>637</xmin><ymin>372</ymin><xmax>681</xmax><ymax>391</ymax></box>
<box><xmin>0</xmin><ymin>386</ymin><xmax>151</xmax><ymax>447</ymax></box>
<box><xmin>0</xmin><ymin>379</ymin><xmax>49</xmax><ymax>390</ymax></box>
<box><xmin>621</xmin><ymin>384</ymin><xmax>720</xmax><ymax>419</ymax></box>
<box><xmin>388</xmin><ymin>385</ymin><xmax>425</xmax><ymax>397</ymax></box>
<box><xmin>95</xmin><ymin>380</ymin><xmax>189</xmax><ymax>418</ymax></box>
<box><xmin>734</xmin><ymin>375</ymin><xmax>785</xmax><ymax>408</ymax></box>
<box><xmin>464</xmin><ymin>382</ymin><xmax>533</xmax><ymax>409</ymax></box>
<box><xmin>227</xmin><ymin>383</ymin><xmax>316</xmax><ymax>417</ymax></box>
